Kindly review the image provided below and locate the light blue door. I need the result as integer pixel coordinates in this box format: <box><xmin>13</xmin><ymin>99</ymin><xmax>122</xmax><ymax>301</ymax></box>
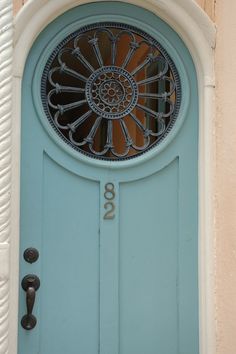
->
<box><xmin>18</xmin><ymin>2</ymin><xmax>199</xmax><ymax>354</ymax></box>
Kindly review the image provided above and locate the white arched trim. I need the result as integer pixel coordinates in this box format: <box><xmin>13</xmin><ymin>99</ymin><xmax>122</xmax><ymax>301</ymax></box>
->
<box><xmin>5</xmin><ymin>0</ymin><xmax>216</xmax><ymax>353</ymax></box>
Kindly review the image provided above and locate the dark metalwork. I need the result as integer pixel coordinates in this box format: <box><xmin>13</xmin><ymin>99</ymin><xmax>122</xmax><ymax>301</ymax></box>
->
<box><xmin>85</xmin><ymin>66</ymin><xmax>138</xmax><ymax>120</ymax></box>
<box><xmin>23</xmin><ymin>248</ymin><xmax>39</xmax><ymax>264</ymax></box>
<box><xmin>41</xmin><ymin>22</ymin><xmax>181</xmax><ymax>160</ymax></box>
<box><xmin>21</xmin><ymin>274</ymin><xmax>40</xmax><ymax>330</ymax></box>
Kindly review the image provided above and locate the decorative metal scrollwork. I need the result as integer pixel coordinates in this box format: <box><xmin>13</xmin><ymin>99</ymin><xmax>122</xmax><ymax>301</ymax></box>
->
<box><xmin>41</xmin><ymin>23</ymin><xmax>181</xmax><ymax>160</ymax></box>
<box><xmin>85</xmin><ymin>66</ymin><xmax>138</xmax><ymax>120</ymax></box>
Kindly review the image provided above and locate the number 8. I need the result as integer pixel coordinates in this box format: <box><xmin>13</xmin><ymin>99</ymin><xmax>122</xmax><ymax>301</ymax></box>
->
<box><xmin>104</xmin><ymin>183</ymin><xmax>115</xmax><ymax>200</ymax></box>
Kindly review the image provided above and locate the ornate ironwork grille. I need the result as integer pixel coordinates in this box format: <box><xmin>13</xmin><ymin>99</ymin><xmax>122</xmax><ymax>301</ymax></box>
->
<box><xmin>41</xmin><ymin>23</ymin><xmax>181</xmax><ymax>160</ymax></box>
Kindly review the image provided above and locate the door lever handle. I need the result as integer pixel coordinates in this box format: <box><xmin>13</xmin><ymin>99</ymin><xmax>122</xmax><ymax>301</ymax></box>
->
<box><xmin>21</xmin><ymin>274</ymin><xmax>40</xmax><ymax>330</ymax></box>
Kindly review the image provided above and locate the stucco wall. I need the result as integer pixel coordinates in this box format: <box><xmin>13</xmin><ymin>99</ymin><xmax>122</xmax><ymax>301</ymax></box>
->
<box><xmin>14</xmin><ymin>0</ymin><xmax>215</xmax><ymax>19</ymax></box>
<box><xmin>215</xmin><ymin>2</ymin><xmax>236</xmax><ymax>353</ymax></box>
<box><xmin>14</xmin><ymin>0</ymin><xmax>216</xmax><ymax>19</ymax></box>
<box><xmin>12</xmin><ymin>1</ymin><xmax>236</xmax><ymax>354</ymax></box>
<box><xmin>13</xmin><ymin>0</ymin><xmax>26</xmax><ymax>15</ymax></box>
<box><xmin>196</xmin><ymin>0</ymin><xmax>215</xmax><ymax>20</ymax></box>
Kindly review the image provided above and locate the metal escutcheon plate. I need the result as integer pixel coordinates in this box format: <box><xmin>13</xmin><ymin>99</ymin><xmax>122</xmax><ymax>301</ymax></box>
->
<box><xmin>21</xmin><ymin>274</ymin><xmax>40</xmax><ymax>292</ymax></box>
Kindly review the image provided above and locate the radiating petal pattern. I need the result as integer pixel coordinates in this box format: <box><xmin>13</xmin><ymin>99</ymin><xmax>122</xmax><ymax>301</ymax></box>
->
<box><xmin>41</xmin><ymin>23</ymin><xmax>181</xmax><ymax>160</ymax></box>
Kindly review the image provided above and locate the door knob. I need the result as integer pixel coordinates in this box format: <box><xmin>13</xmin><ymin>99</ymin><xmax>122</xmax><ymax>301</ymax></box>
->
<box><xmin>21</xmin><ymin>274</ymin><xmax>40</xmax><ymax>330</ymax></box>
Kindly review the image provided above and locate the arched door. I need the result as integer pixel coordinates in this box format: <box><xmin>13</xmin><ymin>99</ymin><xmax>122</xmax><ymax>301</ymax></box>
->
<box><xmin>18</xmin><ymin>2</ymin><xmax>199</xmax><ymax>353</ymax></box>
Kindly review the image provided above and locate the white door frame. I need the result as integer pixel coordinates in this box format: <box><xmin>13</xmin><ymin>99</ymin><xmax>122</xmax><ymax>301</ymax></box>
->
<box><xmin>0</xmin><ymin>1</ymin><xmax>216</xmax><ymax>353</ymax></box>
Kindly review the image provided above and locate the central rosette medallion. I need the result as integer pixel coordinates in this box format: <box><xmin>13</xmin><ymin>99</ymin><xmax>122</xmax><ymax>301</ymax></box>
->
<box><xmin>85</xmin><ymin>66</ymin><xmax>139</xmax><ymax>119</ymax></box>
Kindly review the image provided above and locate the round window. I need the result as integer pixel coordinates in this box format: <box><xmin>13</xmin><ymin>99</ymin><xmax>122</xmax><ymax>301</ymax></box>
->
<box><xmin>41</xmin><ymin>22</ymin><xmax>181</xmax><ymax>160</ymax></box>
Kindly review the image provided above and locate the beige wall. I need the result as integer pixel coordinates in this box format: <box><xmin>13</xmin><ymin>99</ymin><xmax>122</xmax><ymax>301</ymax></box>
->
<box><xmin>12</xmin><ymin>0</ymin><xmax>236</xmax><ymax>354</ymax></box>
<box><xmin>215</xmin><ymin>1</ymin><xmax>236</xmax><ymax>353</ymax></box>
<box><xmin>14</xmin><ymin>1</ymin><xmax>215</xmax><ymax>20</ymax></box>
<box><xmin>13</xmin><ymin>0</ymin><xmax>26</xmax><ymax>15</ymax></box>
<box><xmin>196</xmin><ymin>0</ymin><xmax>215</xmax><ymax>20</ymax></box>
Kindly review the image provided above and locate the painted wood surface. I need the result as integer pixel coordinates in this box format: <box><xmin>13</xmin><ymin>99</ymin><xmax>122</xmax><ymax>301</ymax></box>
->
<box><xmin>18</xmin><ymin>2</ymin><xmax>199</xmax><ymax>353</ymax></box>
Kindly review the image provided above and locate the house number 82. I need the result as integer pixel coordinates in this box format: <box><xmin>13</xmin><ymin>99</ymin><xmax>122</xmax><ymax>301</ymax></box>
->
<box><xmin>104</xmin><ymin>183</ymin><xmax>115</xmax><ymax>219</ymax></box>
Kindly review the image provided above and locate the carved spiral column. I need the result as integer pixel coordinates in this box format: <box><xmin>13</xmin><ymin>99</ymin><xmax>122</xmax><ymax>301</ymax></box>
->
<box><xmin>0</xmin><ymin>0</ymin><xmax>13</xmax><ymax>352</ymax></box>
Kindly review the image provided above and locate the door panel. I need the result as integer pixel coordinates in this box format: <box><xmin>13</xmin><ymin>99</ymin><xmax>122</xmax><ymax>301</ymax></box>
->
<box><xmin>40</xmin><ymin>154</ymin><xmax>100</xmax><ymax>354</ymax></box>
<box><xmin>119</xmin><ymin>160</ymin><xmax>178</xmax><ymax>354</ymax></box>
<box><xmin>19</xmin><ymin>153</ymin><xmax>100</xmax><ymax>354</ymax></box>
<box><xmin>18</xmin><ymin>2</ymin><xmax>199</xmax><ymax>354</ymax></box>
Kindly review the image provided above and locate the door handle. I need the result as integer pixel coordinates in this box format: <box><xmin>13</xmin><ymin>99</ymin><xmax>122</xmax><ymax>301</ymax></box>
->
<box><xmin>21</xmin><ymin>274</ymin><xmax>40</xmax><ymax>330</ymax></box>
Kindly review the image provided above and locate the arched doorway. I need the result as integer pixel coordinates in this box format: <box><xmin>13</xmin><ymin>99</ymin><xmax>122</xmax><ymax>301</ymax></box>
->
<box><xmin>18</xmin><ymin>3</ymin><xmax>199</xmax><ymax>353</ymax></box>
<box><xmin>0</xmin><ymin>1</ymin><xmax>215</xmax><ymax>353</ymax></box>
